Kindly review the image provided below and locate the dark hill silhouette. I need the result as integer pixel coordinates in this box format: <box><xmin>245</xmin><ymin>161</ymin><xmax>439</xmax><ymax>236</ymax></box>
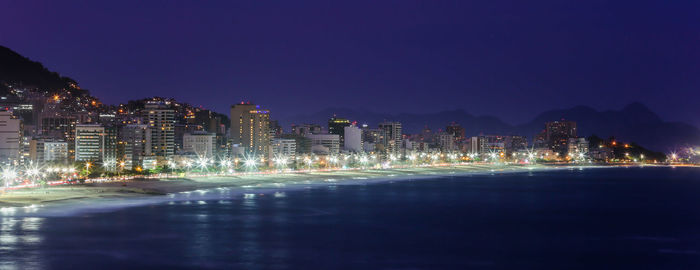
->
<box><xmin>0</xmin><ymin>45</ymin><xmax>85</xmax><ymax>95</ymax></box>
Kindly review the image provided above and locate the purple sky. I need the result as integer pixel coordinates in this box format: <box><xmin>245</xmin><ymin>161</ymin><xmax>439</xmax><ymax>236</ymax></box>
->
<box><xmin>1</xmin><ymin>0</ymin><xmax>698</xmax><ymax>126</ymax></box>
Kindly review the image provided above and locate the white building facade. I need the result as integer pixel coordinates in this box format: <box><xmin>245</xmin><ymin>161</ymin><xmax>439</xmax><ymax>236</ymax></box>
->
<box><xmin>343</xmin><ymin>125</ymin><xmax>362</xmax><ymax>152</ymax></box>
<box><xmin>272</xmin><ymin>138</ymin><xmax>296</xmax><ymax>160</ymax></box>
<box><xmin>0</xmin><ymin>111</ymin><xmax>21</xmax><ymax>164</ymax></box>
<box><xmin>305</xmin><ymin>133</ymin><xmax>340</xmax><ymax>155</ymax></box>
<box><xmin>182</xmin><ymin>132</ymin><xmax>216</xmax><ymax>158</ymax></box>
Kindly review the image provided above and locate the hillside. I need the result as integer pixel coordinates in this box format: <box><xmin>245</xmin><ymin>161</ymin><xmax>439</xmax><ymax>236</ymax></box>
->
<box><xmin>0</xmin><ymin>45</ymin><xmax>86</xmax><ymax>96</ymax></box>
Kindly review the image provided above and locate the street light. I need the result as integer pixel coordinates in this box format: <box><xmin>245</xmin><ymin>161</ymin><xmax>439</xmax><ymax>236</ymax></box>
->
<box><xmin>2</xmin><ymin>167</ymin><xmax>17</xmax><ymax>187</ymax></box>
<box><xmin>244</xmin><ymin>158</ymin><xmax>257</xmax><ymax>170</ymax></box>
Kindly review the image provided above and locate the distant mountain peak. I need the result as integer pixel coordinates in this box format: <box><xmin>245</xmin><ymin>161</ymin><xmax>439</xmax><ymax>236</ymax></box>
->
<box><xmin>622</xmin><ymin>102</ymin><xmax>654</xmax><ymax>114</ymax></box>
<box><xmin>619</xmin><ymin>102</ymin><xmax>661</xmax><ymax>122</ymax></box>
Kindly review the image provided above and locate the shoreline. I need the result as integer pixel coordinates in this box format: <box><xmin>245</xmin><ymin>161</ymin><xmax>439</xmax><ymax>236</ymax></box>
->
<box><xmin>0</xmin><ymin>163</ymin><xmax>671</xmax><ymax>209</ymax></box>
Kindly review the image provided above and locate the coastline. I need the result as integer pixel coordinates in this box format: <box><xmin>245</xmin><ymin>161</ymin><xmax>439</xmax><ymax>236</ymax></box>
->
<box><xmin>0</xmin><ymin>163</ymin><xmax>651</xmax><ymax>209</ymax></box>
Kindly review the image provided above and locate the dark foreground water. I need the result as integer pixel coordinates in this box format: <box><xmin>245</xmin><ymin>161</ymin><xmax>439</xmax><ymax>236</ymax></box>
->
<box><xmin>1</xmin><ymin>167</ymin><xmax>700</xmax><ymax>269</ymax></box>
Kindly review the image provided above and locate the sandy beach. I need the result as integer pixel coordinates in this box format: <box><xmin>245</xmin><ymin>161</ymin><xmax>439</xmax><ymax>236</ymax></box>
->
<box><xmin>0</xmin><ymin>163</ymin><xmax>604</xmax><ymax>207</ymax></box>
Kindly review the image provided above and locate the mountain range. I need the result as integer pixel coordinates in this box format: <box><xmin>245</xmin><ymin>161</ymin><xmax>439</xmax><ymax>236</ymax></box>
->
<box><xmin>278</xmin><ymin>103</ymin><xmax>700</xmax><ymax>152</ymax></box>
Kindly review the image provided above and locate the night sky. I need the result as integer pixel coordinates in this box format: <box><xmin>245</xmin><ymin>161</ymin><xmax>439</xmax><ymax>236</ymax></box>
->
<box><xmin>1</xmin><ymin>0</ymin><xmax>698</xmax><ymax>126</ymax></box>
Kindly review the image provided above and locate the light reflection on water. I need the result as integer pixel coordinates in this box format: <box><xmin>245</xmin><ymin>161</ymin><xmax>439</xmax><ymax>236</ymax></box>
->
<box><xmin>0</xmin><ymin>216</ymin><xmax>45</xmax><ymax>269</ymax></box>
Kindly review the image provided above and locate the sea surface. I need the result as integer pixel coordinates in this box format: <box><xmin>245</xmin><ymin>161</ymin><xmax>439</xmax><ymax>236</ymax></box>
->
<box><xmin>1</xmin><ymin>166</ymin><xmax>699</xmax><ymax>269</ymax></box>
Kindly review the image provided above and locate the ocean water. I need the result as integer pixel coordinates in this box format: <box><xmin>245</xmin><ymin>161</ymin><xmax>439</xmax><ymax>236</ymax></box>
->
<box><xmin>1</xmin><ymin>167</ymin><xmax>699</xmax><ymax>269</ymax></box>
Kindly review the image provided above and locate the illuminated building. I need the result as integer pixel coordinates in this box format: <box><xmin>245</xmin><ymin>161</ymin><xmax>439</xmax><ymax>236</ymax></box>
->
<box><xmin>445</xmin><ymin>122</ymin><xmax>465</xmax><ymax>143</ymax></box>
<box><xmin>343</xmin><ymin>124</ymin><xmax>363</xmax><ymax>152</ymax></box>
<box><xmin>470</xmin><ymin>135</ymin><xmax>506</xmax><ymax>156</ymax></box>
<box><xmin>305</xmin><ymin>133</ymin><xmax>340</xmax><ymax>154</ymax></box>
<box><xmin>278</xmin><ymin>133</ymin><xmax>311</xmax><ymax>154</ymax></box>
<box><xmin>269</xmin><ymin>120</ymin><xmax>283</xmax><ymax>137</ymax></box>
<box><xmin>174</xmin><ymin>124</ymin><xmax>203</xmax><ymax>153</ymax></box>
<box><xmin>119</xmin><ymin>124</ymin><xmax>148</xmax><ymax>170</ymax></box>
<box><xmin>230</xmin><ymin>103</ymin><xmax>270</xmax><ymax>156</ymax></box>
<box><xmin>75</xmin><ymin>124</ymin><xmax>104</xmax><ymax>161</ymax></box>
<box><xmin>291</xmin><ymin>123</ymin><xmax>322</xmax><ymax>136</ymax></box>
<box><xmin>436</xmin><ymin>132</ymin><xmax>457</xmax><ymax>151</ymax></box>
<box><xmin>328</xmin><ymin>116</ymin><xmax>351</xmax><ymax>141</ymax></box>
<box><xmin>506</xmin><ymin>136</ymin><xmax>528</xmax><ymax>154</ymax></box>
<box><xmin>182</xmin><ymin>132</ymin><xmax>216</xmax><ymax>158</ymax></box>
<box><xmin>43</xmin><ymin>140</ymin><xmax>69</xmax><ymax>163</ymax></box>
<box><xmin>567</xmin><ymin>138</ymin><xmax>589</xmax><ymax>156</ymax></box>
<box><xmin>40</xmin><ymin>116</ymin><xmax>77</xmax><ymax>160</ymax></box>
<box><xmin>0</xmin><ymin>110</ymin><xmax>21</xmax><ymax>164</ymax></box>
<box><xmin>545</xmin><ymin>120</ymin><xmax>577</xmax><ymax>155</ymax></box>
<box><xmin>272</xmin><ymin>138</ymin><xmax>296</xmax><ymax>160</ymax></box>
<box><xmin>145</xmin><ymin>102</ymin><xmax>175</xmax><ymax>157</ymax></box>
<box><xmin>378</xmin><ymin>121</ymin><xmax>402</xmax><ymax>155</ymax></box>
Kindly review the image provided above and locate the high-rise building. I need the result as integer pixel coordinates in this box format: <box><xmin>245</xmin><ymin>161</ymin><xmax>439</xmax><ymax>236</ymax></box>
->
<box><xmin>420</xmin><ymin>126</ymin><xmax>433</xmax><ymax>142</ymax></box>
<box><xmin>75</xmin><ymin>124</ymin><xmax>104</xmax><ymax>162</ymax></box>
<box><xmin>40</xmin><ymin>116</ymin><xmax>77</xmax><ymax>160</ymax></box>
<box><xmin>505</xmin><ymin>136</ymin><xmax>528</xmax><ymax>154</ymax></box>
<box><xmin>343</xmin><ymin>124</ymin><xmax>363</xmax><ymax>152</ymax></box>
<box><xmin>445</xmin><ymin>122</ymin><xmax>466</xmax><ymax>143</ymax></box>
<box><xmin>305</xmin><ymin>133</ymin><xmax>340</xmax><ymax>155</ymax></box>
<box><xmin>436</xmin><ymin>132</ymin><xmax>457</xmax><ymax>151</ymax></box>
<box><xmin>545</xmin><ymin>120</ymin><xmax>577</xmax><ymax>155</ymax></box>
<box><xmin>291</xmin><ymin>123</ymin><xmax>322</xmax><ymax>136</ymax></box>
<box><xmin>230</xmin><ymin>103</ymin><xmax>270</xmax><ymax>155</ymax></box>
<box><xmin>269</xmin><ymin>120</ymin><xmax>283</xmax><ymax>137</ymax></box>
<box><xmin>44</xmin><ymin>141</ymin><xmax>69</xmax><ymax>163</ymax></box>
<box><xmin>174</xmin><ymin>124</ymin><xmax>203</xmax><ymax>153</ymax></box>
<box><xmin>182</xmin><ymin>132</ymin><xmax>216</xmax><ymax>158</ymax></box>
<box><xmin>30</xmin><ymin>139</ymin><xmax>69</xmax><ymax>164</ymax></box>
<box><xmin>145</xmin><ymin>102</ymin><xmax>175</xmax><ymax>157</ymax></box>
<box><xmin>278</xmin><ymin>134</ymin><xmax>311</xmax><ymax>155</ymax></box>
<box><xmin>272</xmin><ymin>138</ymin><xmax>296</xmax><ymax>160</ymax></box>
<box><xmin>568</xmin><ymin>138</ymin><xmax>589</xmax><ymax>156</ymax></box>
<box><xmin>470</xmin><ymin>135</ymin><xmax>507</xmax><ymax>155</ymax></box>
<box><xmin>119</xmin><ymin>124</ymin><xmax>149</xmax><ymax>170</ymax></box>
<box><xmin>378</xmin><ymin>121</ymin><xmax>402</xmax><ymax>154</ymax></box>
<box><xmin>103</xmin><ymin>125</ymin><xmax>118</xmax><ymax>163</ymax></box>
<box><xmin>328</xmin><ymin>116</ymin><xmax>351</xmax><ymax>140</ymax></box>
<box><xmin>0</xmin><ymin>111</ymin><xmax>22</xmax><ymax>164</ymax></box>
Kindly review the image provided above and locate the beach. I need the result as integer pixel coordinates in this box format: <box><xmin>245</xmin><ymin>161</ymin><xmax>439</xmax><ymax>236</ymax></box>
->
<box><xmin>0</xmin><ymin>163</ymin><xmax>608</xmax><ymax>208</ymax></box>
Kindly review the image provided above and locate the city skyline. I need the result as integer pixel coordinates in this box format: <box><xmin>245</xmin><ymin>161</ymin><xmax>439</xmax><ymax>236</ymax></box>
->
<box><xmin>1</xmin><ymin>1</ymin><xmax>699</xmax><ymax>128</ymax></box>
<box><xmin>1</xmin><ymin>2</ymin><xmax>700</xmax><ymax>269</ymax></box>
